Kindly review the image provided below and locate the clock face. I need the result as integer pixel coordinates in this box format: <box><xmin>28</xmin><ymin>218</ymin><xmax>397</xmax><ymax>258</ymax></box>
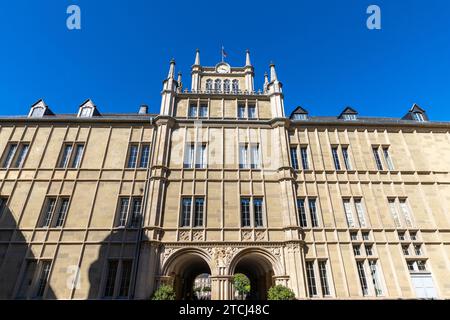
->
<box><xmin>216</xmin><ymin>63</ymin><xmax>230</xmax><ymax>73</ymax></box>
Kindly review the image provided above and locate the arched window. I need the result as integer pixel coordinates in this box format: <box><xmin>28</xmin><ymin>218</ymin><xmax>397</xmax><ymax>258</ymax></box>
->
<box><xmin>232</xmin><ymin>80</ymin><xmax>239</xmax><ymax>93</ymax></box>
<box><xmin>206</xmin><ymin>79</ymin><xmax>213</xmax><ymax>93</ymax></box>
<box><xmin>214</xmin><ymin>79</ymin><xmax>222</xmax><ymax>92</ymax></box>
<box><xmin>223</xmin><ymin>79</ymin><xmax>231</xmax><ymax>93</ymax></box>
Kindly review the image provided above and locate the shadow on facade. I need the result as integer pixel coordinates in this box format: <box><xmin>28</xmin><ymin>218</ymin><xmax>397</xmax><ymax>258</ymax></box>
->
<box><xmin>0</xmin><ymin>203</ymin><xmax>56</xmax><ymax>299</ymax></box>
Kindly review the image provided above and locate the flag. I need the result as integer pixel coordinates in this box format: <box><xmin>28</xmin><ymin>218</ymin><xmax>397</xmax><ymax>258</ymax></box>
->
<box><xmin>221</xmin><ymin>46</ymin><xmax>228</xmax><ymax>59</ymax></box>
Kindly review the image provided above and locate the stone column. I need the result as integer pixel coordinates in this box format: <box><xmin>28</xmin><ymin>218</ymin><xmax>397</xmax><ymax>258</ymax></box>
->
<box><xmin>210</xmin><ymin>276</ymin><xmax>234</xmax><ymax>300</ymax></box>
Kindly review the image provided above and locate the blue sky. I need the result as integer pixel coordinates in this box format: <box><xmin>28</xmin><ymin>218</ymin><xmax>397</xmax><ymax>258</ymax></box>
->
<box><xmin>0</xmin><ymin>0</ymin><xmax>449</xmax><ymax>120</ymax></box>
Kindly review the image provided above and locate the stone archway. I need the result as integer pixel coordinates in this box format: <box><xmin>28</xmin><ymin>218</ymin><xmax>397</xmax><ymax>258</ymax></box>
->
<box><xmin>161</xmin><ymin>248</ymin><xmax>212</xmax><ymax>300</ymax></box>
<box><xmin>228</xmin><ymin>248</ymin><xmax>282</xmax><ymax>300</ymax></box>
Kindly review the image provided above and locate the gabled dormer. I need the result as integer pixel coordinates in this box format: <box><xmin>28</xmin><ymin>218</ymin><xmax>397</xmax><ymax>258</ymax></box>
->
<box><xmin>28</xmin><ymin>99</ymin><xmax>54</xmax><ymax>118</ymax></box>
<box><xmin>402</xmin><ymin>104</ymin><xmax>428</xmax><ymax>122</ymax></box>
<box><xmin>338</xmin><ymin>106</ymin><xmax>358</xmax><ymax>121</ymax></box>
<box><xmin>290</xmin><ymin>106</ymin><xmax>309</xmax><ymax>120</ymax></box>
<box><xmin>78</xmin><ymin>99</ymin><xmax>101</xmax><ymax>118</ymax></box>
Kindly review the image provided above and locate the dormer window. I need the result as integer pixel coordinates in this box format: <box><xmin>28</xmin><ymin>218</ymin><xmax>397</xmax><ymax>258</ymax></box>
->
<box><xmin>31</xmin><ymin>107</ymin><xmax>45</xmax><ymax>118</ymax></box>
<box><xmin>413</xmin><ymin>112</ymin><xmax>425</xmax><ymax>122</ymax></box>
<box><xmin>343</xmin><ymin>114</ymin><xmax>357</xmax><ymax>121</ymax></box>
<box><xmin>80</xmin><ymin>107</ymin><xmax>93</xmax><ymax>118</ymax></box>
<box><xmin>292</xmin><ymin>113</ymin><xmax>307</xmax><ymax>120</ymax></box>
<box><xmin>28</xmin><ymin>100</ymin><xmax>54</xmax><ymax>118</ymax></box>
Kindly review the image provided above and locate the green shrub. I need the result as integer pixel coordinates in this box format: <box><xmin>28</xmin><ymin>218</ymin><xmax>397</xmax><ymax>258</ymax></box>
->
<box><xmin>267</xmin><ymin>285</ymin><xmax>295</xmax><ymax>300</ymax></box>
<box><xmin>151</xmin><ymin>284</ymin><xmax>176</xmax><ymax>300</ymax></box>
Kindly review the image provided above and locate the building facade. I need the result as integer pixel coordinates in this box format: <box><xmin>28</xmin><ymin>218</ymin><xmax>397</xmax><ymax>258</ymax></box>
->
<box><xmin>0</xmin><ymin>50</ymin><xmax>449</xmax><ymax>300</ymax></box>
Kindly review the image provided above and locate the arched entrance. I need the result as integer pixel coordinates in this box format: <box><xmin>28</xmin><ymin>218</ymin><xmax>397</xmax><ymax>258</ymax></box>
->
<box><xmin>162</xmin><ymin>249</ymin><xmax>212</xmax><ymax>300</ymax></box>
<box><xmin>229</xmin><ymin>249</ymin><xmax>278</xmax><ymax>300</ymax></box>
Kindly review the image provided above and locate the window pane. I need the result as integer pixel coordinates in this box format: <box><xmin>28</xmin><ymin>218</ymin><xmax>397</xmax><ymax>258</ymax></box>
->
<box><xmin>354</xmin><ymin>199</ymin><xmax>367</xmax><ymax>228</ymax></box>
<box><xmin>214</xmin><ymin>79</ymin><xmax>222</xmax><ymax>92</ymax></box>
<box><xmin>238</xmin><ymin>105</ymin><xmax>246</xmax><ymax>119</ymax></box>
<box><xmin>117</xmin><ymin>198</ymin><xmax>130</xmax><ymax>227</ymax></box>
<box><xmin>17</xmin><ymin>260</ymin><xmax>37</xmax><ymax>299</ymax></box>
<box><xmin>369</xmin><ymin>260</ymin><xmax>383</xmax><ymax>296</ymax></box>
<box><xmin>383</xmin><ymin>148</ymin><xmax>394</xmax><ymax>170</ymax></box>
<box><xmin>129</xmin><ymin>198</ymin><xmax>142</xmax><ymax>227</ymax></box>
<box><xmin>35</xmin><ymin>261</ymin><xmax>51</xmax><ymax>298</ymax></box>
<box><xmin>104</xmin><ymin>260</ymin><xmax>119</xmax><ymax>297</ymax></box>
<box><xmin>306</xmin><ymin>261</ymin><xmax>317</xmax><ymax>297</ymax></box>
<box><xmin>127</xmin><ymin>145</ymin><xmax>139</xmax><ymax>168</ymax></box>
<box><xmin>318</xmin><ymin>261</ymin><xmax>330</xmax><ymax>296</ymax></box>
<box><xmin>389</xmin><ymin>200</ymin><xmax>402</xmax><ymax>227</ymax></box>
<box><xmin>183</xmin><ymin>143</ymin><xmax>195</xmax><ymax>168</ymax></box>
<box><xmin>181</xmin><ymin>198</ymin><xmax>192</xmax><ymax>227</ymax></box>
<box><xmin>365</xmin><ymin>245</ymin><xmax>373</xmax><ymax>256</ymax></box>
<box><xmin>14</xmin><ymin>144</ymin><xmax>29</xmax><ymax>168</ymax></box>
<box><xmin>373</xmin><ymin>147</ymin><xmax>383</xmax><ymax>170</ymax></box>
<box><xmin>199</xmin><ymin>105</ymin><xmax>208</xmax><ymax>117</ymax></box>
<box><xmin>239</xmin><ymin>145</ymin><xmax>248</xmax><ymax>169</ymax></box>
<box><xmin>332</xmin><ymin>147</ymin><xmax>341</xmax><ymax>170</ymax></box>
<box><xmin>402</xmin><ymin>245</ymin><xmax>410</xmax><ymax>255</ymax></box>
<box><xmin>254</xmin><ymin>198</ymin><xmax>264</xmax><ymax>227</ymax></box>
<box><xmin>241</xmin><ymin>198</ymin><xmax>251</xmax><ymax>227</ymax></box>
<box><xmin>248</xmin><ymin>106</ymin><xmax>256</xmax><ymax>119</ymax></box>
<box><xmin>223</xmin><ymin>80</ymin><xmax>231</xmax><ymax>93</ymax></box>
<box><xmin>71</xmin><ymin>144</ymin><xmax>84</xmax><ymax>168</ymax></box>
<box><xmin>139</xmin><ymin>145</ymin><xmax>150</xmax><ymax>168</ymax></box>
<box><xmin>188</xmin><ymin>104</ymin><xmax>197</xmax><ymax>118</ymax></box>
<box><xmin>343</xmin><ymin>199</ymin><xmax>355</xmax><ymax>228</ymax></box>
<box><xmin>399</xmin><ymin>200</ymin><xmax>413</xmax><ymax>228</ymax></box>
<box><xmin>2</xmin><ymin>144</ymin><xmax>17</xmax><ymax>168</ymax></box>
<box><xmin>194</xmin><ymin>198</ymin><xmax>204</xmax><ymax>227</ymax></box>
<box><xmin>195</xmin><ymin>143</ymin><xmax>207</xmax><ymax>169</ymax></box>
<box><xmin>59</xmin><ymin>145</ymin><xmax>73</xmax><ymax>168</ymax></box>
<box><xmin>357</xmin><ymin>261</ymin><xmax>369</xmax><ymax>296</ymax></box>
<box><xmin>250</xmin><ymin>144</ymin><xmax>260</xmax><ymax>169</ymax></box>
<box><xmin>297</xmin><ymin>199</ymin><xmax>308</xmax><ymax>227</ymax></box>
<box><xmin>308</xmin><ymin>199</ymin><xmax>319</xmax><ymax>227</ymax></box>
<box><xmin>353</xmin><ymin>245</ymin><xmax>361</xmax><ymax>256</ymax></box>
<box><xmin>300</xmin><ymin>147</ymin><xmax>309</xmax><ymax>170</ymax></box>
<box><xmin>342</xmin><ymin>147</ymin><xmax>351</xmax><ymax>170</ymax></box>
<box><xmin>232</xmin><ymin>80</ymin><xmax>239</xmax><ymax>93</ymax></box>
<box><xmin>290</xmin><ymin>147</ymin><xmax>299</xmax><ymax>170</ymax></box>
<box><xmin>118</xmin><ymin>260</ymin><xmax>133</xmax><ymax>298</ymax></box>
<box><xmin>41</xmin><ymin>198</ymin><xmax>56</xmax><ymax>227</ymax></box>
<box><xmin>54</xmin><ymin>198</ymin><xmax>69</xmax><ymax>227</ymax></box>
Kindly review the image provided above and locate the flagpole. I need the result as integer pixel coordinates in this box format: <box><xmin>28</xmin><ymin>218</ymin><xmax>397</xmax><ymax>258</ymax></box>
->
<box><xmin>221</xmin><ymin>45</ymin><xmax>224</xmax><ymax>62</ymax></box>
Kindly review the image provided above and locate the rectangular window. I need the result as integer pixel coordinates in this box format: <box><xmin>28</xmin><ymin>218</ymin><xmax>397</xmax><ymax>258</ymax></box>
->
<box><xmin>343</xmin><ymin>199</ymin><xmax>355</xmax><ymax>228</ymax></box>
<box><xmin>104</xmin><ymin>260</ymin><xmax>119</xmax><ymax>297</ymax></box>
<box><xmin>59</xmin><ymin>144</ymin><xmax>73</xmax><ymax>168</ymax></box>
<box><xmin>402</xmin><ymin>245</ymin><xmax>410</xmax><ymax>256</ymax></box>
<box><xmin>292</xmin><ymin>113</ymin><xmax>307</xmax><ymax>120</ymax></box>
<box><xmin>318</xmin><ymin>261</ymin><xmax>330</xmax><ymax>296</ymax></box>
<box><xmin>41</xmin><ymin>198</ymin><xmax>57</xmax><ymax>227</ymax></box>
<box><xmin>188</xmin><ymin>104</ymin><xmax>197</xmax><ymax>118</ymax></box>
<box><xmin>398</xmin><ymin>231</ymin><xmax>406</xmax><ymax>241</ymax></box>
<box><xmin>306</xmin><ymin>261</ymin><xmax>317</xmax><ymax>297</ymax></box>
<box><xmin>183</xmin><ymin>143</ymin><xmax>195</xmax><ymax>169</ymax></box>
<box><xmin>357</xmin><ymin>261</ymin><xmax>369</xmax><ymax>296</ymax></box>
<box><xmin>332</xmin><ymin>147</ymin><xmax>341</xmax><ymax>170</ymax></box>
<box><xmin>354</xmin><ymin>199</ymin><xmax>367</xmax><ymax>228</ymax></box>
<box><xmin>54</xmin><ymin>198</ymin><xmax>69</xmax><ymax>227</ymax></box>
<box><xmin>17</xmin><ymin>260</ymin><xmax>38</xmax><ymax>299</ymax></box>
<box><xmin>117</xmin><ymin>198</ymin><xmax>130</xmax><ymax>227</ymax></box>
<box><xmin>399</xmin><ymin>200</ymin><xmax>413</xmax><ymax>228</ymax></box>
<box><xmin>127</xmin><ymin>145</ymin><xmax>139</xmax><ymax>168</ymax></box>
<box><xmin>193</xmin><ymin>197</ymin><xmax>204</xmax><ymax>227</ymax></box>
<box><xmin>414</xmin><ymin>245</ymin><xmax>422</xmax><ymax>256</ymax></box>
<box><xmin>14</xmin><ymin>144</ymin><xmax>29</xmax><ymax>168</ymax></box>
<box><xmin>199</xmin><ymin>104</ymin><xmax>208</xmax><ymax>118</ymax></box>
<box><xmin>350</xmin><ymin>232</ymin><xmax>358</xmax><ymax>240</ymax></box>
<box><xmin>35</xmin><ymin>261</ymin><xmax>52</xmax><ymax>298</ymax></box>
<box><xmin>254</xmin><ymin>198</ymin><xmax>264</xmax><ymax>227</ymax></box>
<box><xmin>353</xmin><ymin>245</ymin><xmax>361</xmax><ymax>256</ymax></box>
<box><xmin>290</xmin><ymin>147</ymin><xmax>299</xmax><ymax>170</ymax></box>
<box><xmin>129</xmin><ymin>198</ymin><xmax>142</xmax><ymax>228</ymax></box>
<box><xmin>241</xmin><ymin>198</ymin><xmax>251</xmax><ymax>227</ymax></box>
<box><xmin>342</xmin><ymin>147</ymin><xmax>351</xmax><ymax>170</ymax></box>
<box><xmin>239</xmin><ymin>144</ymin><xmax>248</xmax><ymax>169</ymax></box>
<box><xmin>118</xmin><ymin>260</ymin><xmax>133</xmax><ymax>298</ymax></box>
<box><xmin>250</xmin><ymin>144</ymin><xmax>260</xmax><ymax>169</ymax></box>
<box><xmin>417</xmin><ymin>260</ymin><xmax>427</xmax><ymax>271</ymax></box>
<box><xmin>195</xmin><ymin>143</ymin><xmax>207</xmax><ymax>169</ymax></box>
<box><xmin>383</xmin><ymin>147</ymin><xmax>394</xmax><ymax>170</ymax></box>
<box><xmin>369</xmin><ymin>260</ymin><xmax>383</xmax><ymax>296</ymax></box>
<box><xmin>0</xmin><ymin>197</ymin><xmax>7</xmax><ymax>219</ymax></box>
<box><xmin>362</xmin><ymin>232</ymin><xmax>370</xmax><ymax>241</ymax></box>
<box><xmin>2</xmin><ymin>143</ymin><xmax>18</xmax><ymax>168</ymax></box>
<box><xmin>409</xmin><ymin>232</ymin><xmax>417</xmax><ymax>241</ymax></box>
<box><xmin>297</xmin><ymin>198</ymin><xmax>308</xmax><ymax>227</ymax></box>
<box><xmin>389</xmin><ymin>199</ymin><xmax>402</xmax><ymax>227</ymax></box>
<box><xmin>181</xmin><ymin>198</ymin><xmax>192</xmax><ymax>227</ymax></box>
<box><xmin>308</xmin><ymin>199</ymin><xmax>319</xmax><ymax>227</ymax></box>
<box><xmin>70</xmin><ymin>144</ymin><xmax>84</xmax><ymax>168</ymax></box>
<box><xmin>365</xmin><ymin>245</ymin><xmax>373</xmax><ymax>256</ymax></box>
<box><xmin>238</xmin><ymin>105</ymin><xmax>246</xmax><ymax>119</ymax></box>
<box><xmin>373</xmin><ymin>147</ymin><xmax>383</xmax><ymax>170</ymax></box>
<box><xmin>248</xmin><ymin>105</ymin><xmax>256</xmax><ymax>119</ymax></box>
<box><xmin>139</xmin><ymin>144</ymin><xmax>150</xmax><ymax>168</ymax></box>
<box><xmin>300</xmin><ymin>147</ymin><xmax>309</xmax><ymax>170</ymax></box>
